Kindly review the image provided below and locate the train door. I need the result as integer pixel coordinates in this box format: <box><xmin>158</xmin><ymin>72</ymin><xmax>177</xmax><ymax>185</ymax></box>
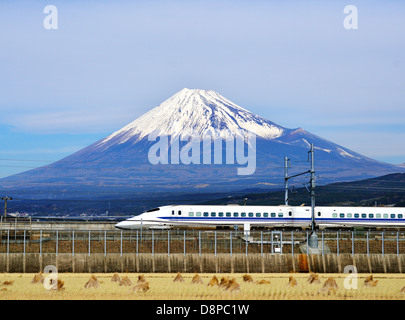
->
<box><xmin>316</xmin><ymin>208</ymin><xmax>323</xmax><ymax>226</ymax></box>
<box><xmin>175</xmin><ymin>208</ymin><xmax>183</xmax><ymax>223</ymax></box>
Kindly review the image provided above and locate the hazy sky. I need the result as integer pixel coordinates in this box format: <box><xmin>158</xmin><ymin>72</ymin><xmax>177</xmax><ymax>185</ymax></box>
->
<box><xmin>0</xmin><ymin>0</ymin><xmax>404</xmax><ymax>178</ymax></box>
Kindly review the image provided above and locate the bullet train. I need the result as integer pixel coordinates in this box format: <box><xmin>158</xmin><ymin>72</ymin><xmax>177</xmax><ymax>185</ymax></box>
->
<box><xmin>115</xmin><ymin>204</ymin><xmax>405</xmax><ymax>231</ymax></box>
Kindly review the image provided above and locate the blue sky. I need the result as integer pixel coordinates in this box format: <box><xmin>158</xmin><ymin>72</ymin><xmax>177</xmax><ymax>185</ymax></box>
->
<box><xmin>0</xmin><ymin>0</ymin><xmax>404</xmax><ymax>178</ymax></box>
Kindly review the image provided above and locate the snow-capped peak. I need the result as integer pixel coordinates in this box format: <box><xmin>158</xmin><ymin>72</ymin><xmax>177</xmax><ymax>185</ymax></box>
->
<box><xmin>98</xmin><ymin>88</ymin><xmax>288</xmax><ymax>146</ymax></box>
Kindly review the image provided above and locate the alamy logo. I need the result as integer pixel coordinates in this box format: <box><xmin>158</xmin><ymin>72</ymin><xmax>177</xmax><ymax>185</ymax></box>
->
<box><xmin>343</xmin><ymin>265</ymin><xmax>358</xmax><ymax>289</ymax></box>
<box><xmin>343</xmin><ymin>5</ymin><xmax>358</xmax><ymax>30</ymax></box>
<box><xmin>43</xmin><ymin>5</ymin><xmax>58</xmax><ymax>30</ymax></box>
<box><xmin>147</xmin><ymin>129</ymin><xmax>256</xmax><ymax>175</ymax></box>
<box><xmin>43</xmin><ymin>265</ymin><xmax>58</xmax><ymax>290</ymax></box>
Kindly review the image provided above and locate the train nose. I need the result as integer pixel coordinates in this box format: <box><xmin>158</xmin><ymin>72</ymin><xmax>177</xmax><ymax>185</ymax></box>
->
<box><xmin>115</xmin><ymin>220</ymin><xmax>133</xmax><ymax>230</ymax></box>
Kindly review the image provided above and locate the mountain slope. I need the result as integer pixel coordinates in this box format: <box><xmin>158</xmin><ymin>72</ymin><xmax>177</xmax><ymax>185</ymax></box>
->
<box><xmin>1</xmin><ymin>88</ymin><xmax>403</xmax><ymax>200</ymax></box>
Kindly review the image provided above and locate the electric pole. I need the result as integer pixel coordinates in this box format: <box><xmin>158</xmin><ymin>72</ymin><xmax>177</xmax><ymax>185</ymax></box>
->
<box><xmin>284</xmin><ymin>156</ymin><xmax>290</xmax><ymax>205</ymax></box>
<box><xmin>0</xmin><ymin>196</ymin><xmax>13</xmax><ymax>219</ymax></box>
<box><xmin>308</xmin><ymin>143</ymin><xmax>318</xmax><ymax>249</ymax></box>
<box><xmin>283</xmin><ymin>144</ymin><xmax>318</xmax><ymax>250</ymax></box>
<box><xmin>309</xmin><ymin>144</ymin><xmax>316</xmax><ymax>232</ymax></box>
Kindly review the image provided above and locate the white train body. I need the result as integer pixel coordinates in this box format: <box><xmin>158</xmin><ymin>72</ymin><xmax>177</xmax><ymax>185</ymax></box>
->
<box><xmin>115</xmin><ymin>205</ymin><xmax>405</xmax><ymax>230</ymax></box>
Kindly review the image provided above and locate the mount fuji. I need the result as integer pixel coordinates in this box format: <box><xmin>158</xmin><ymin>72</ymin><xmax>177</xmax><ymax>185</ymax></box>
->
<box><xmin>1</xmin><ymin>88</ymin><xmax>403</xmax><ymax>200</ymax></box>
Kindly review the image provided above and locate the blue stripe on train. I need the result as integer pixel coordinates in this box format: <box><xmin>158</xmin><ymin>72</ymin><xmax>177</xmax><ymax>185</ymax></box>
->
<box><xmin>159</xmin><ymin>216</ymin><xmax>405</xmax><ymax>223</ymax></box>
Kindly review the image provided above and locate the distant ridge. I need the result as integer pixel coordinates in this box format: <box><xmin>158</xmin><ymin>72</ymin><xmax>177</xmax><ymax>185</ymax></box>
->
<box><xmin>204</xmin><ymin>173</ymin><xmax>405</xmax><ymax>208</ymax></box>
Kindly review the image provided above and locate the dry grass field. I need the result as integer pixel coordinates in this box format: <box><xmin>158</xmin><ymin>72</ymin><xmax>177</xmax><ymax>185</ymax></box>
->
<box><xmin>0</xmin><ymin>272</ymin><xmax>405</xmax><ymax>300</ymax></box>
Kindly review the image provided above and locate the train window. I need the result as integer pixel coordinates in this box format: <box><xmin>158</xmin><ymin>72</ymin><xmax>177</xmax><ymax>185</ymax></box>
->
<box><xmin>383</xmin><ymin>213</ymin><xmax>388</xmax><ymax>218</ymax></box>
<box><xmin>203</xmin><ymin>212</ymin><xmax>209</xmax><ymax>217</ymax></box>
<box><xmin>339</xmin><ymin>213</ymin><xmax>345</xmax><ymax>218</ymax></box>
<box><xmin>241</xmin><ymin>212</ymin><xmax>246</xmax><ymax>217</ymax></box>
<box><xmin>256</xmin><ymin>213</ymin><xmax>261</xmax><ymax>217</ymax></box>
<box><xmin>248</xmin><ymin>212</ymin><xmax>254</xmax><ymax>217</ymax></box>
<box><xmin>354</xmin><ymin>214</ymin><xmax>359</xmax><ymax>218</ymax></box>
<box><xmin>361</xmin><ymin>214</ymin><xmax>367</xmax><ymax>218</ymax></box>
<box><xmin>376</xmin><ymin>213</ymin><xmax>381</xmax><ymax>218</ymax></box>
<box><xmin>211</xmin><ymin>212</ymin><xmax>216</xmax><ymax>217</ymax></box>
<box><xmin>278</xmin><ymin>213</ymin><xmax>283</xmax><ymax>217</ymax></box>
<box><xmin>271</xmin><ymin>213</ymin><xmax>276</xmax><ymax>218</ymax></box>
<box><xmin>178</xmin><ymin>210</ymin><xmax>182</xmax><ymax>215</ymax></box>
<box><xmin>369</xmin><ymin>214</ymin><xmax>374</xmax><ymax>218</ymax></box>
<box><xmin>234</xmin><ymin>212</ymin><xmax>239</xmax><ymax>217</ymax></box>
<box><xmin>391</xmin><ymin>214</ymin><xmax>396</xmax><ymax>219</ymax></box>
<box><xmin>263</xmin><ymin>212</ymin><xmax>268</xmax><ymax>217</ymax></box>
<box><xmin>289</xmin><ymin>211</ymin><xmax>292</xmax><ymax>217</ymax></box>
<box><xmin>226</xmin><ymin>212</ymin><xmax>231</xmax><ymax>217</ymax></box>
<box><xmin>147</xmin><ymin>208</ymin><xmax>160</xmax><ymax>212</ymax></box>
<box><xmin>172</xmin><ymin>210</ymin><xmax>175</xmax><ymax>215</ymax></box>
<box><xmin>188</xmin><ymin>212</ymin><xmax>194</xmax><ymax>217</ymax></box>
<box><xmin>317</xmin><ymin>212</ymin><xmax>321</xmax><ymax>217</ymax></box>
<box><xmin>332</xmin><ymin>213</ymin><xmax>337</xmax><ymax>218</ymax></box>
<box><xmin>347</xmin><ymin>213</ymin><xmax>352</xmax><ymax>218</ymax></box>
<box><xmin>399</xmin><ymin>214</ymin><xmax>403</xmax><ymax>219</ymax></box>
<box><xmin>218</xmin><ymin>212</ymin><xmax>224</xmax><ymax>217</ymax></box>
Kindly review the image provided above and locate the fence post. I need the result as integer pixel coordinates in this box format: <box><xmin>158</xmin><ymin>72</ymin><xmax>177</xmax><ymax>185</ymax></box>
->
<box><xmin>367</xmin><ymin>231</ymin><xmax>369</xmax><ymax>256</ymax></box>
<box><xmin>291</xmin><ymin>231</ymin><xmax>294</xmax><ymax>256</ymax></box>
<box><xmin>152</xmin><ymin>230</ymin><xmax>154</xmax><ymax>257</ymax></box>
<box><xmin>337</xmin><ymin>231</ymin><xmax>339</xmax><ymax>256</ymax></box>
<box><xmin>120</xmin><ymin>230</ymin><xmax>123</xmax><ymax>256</ymax></box>
<box><xmin>56</xmin><ymin>230</ymin><xmax>58</xmax><ymax>256</ymax></box>
<box><xmin>168</xmin><ymin>230</ymin><xmax>170</xmax><ymax>257</ymax></box>
<box><xmin>88</xmin><ymin>230</ymin><xmax>91</xmax><ymax>257</ymax></box>
<box><xmin>382</xmin><ymin>231</ymin><xmax>384</xmax><ymax>256</ymax></box>
<box><xmin>214</xmin><ymin>231</ymin><xmax>217</xmax><ymax>257</ymax></box>
<box><xmin>261</xmin><ymin>231</ymin><xmax>263</xmax><ymax>256</ymax></box>
<box><xmin>397</xmin><ymin>232</ymin><xmax>400</xmax><ymax>256</ymax></box>
<box><xmin>199</xmin><ymin>231</ymin><xmax>201</xmax><ymax>256</ymax></box>
<box><xmin>245</xmin><ymin>230</ymin><xmax>248</xmax><ymax>256</ymax></box>
<box><xmin>136</xmin><ymin>231</ymin><xmax>138</xmax><ymax>256</ymax></box>
<box><xmin>7</xmin><ymin>230</ymin><xmax>9</xmax><ymax>256</ymax></box>
<box><xmin>230</xmin><ymin>231</ymin><xmax>232</xmax><ymax>257</ymax></box>
<box><xmin>306</xmin><ymin>230</ymin><xmax>309</xmax><ymax>255</ymax></box>
<box><xmin>72</xmin><ymin>230</ymin><xmax>75</xmax><ymax>257</ymax></box>
<box><xmin>104</xmin><ymin>230</ymin><xmax>107</xmax><ymax>257</ymax></box>
<box><xmin>183</xmin><ymin>230</ymin><xmax>186</xmax><ymax>256</ymax></box>
<box><xmin>40</xmin><ymin>230</ymin><xmax>42</xmax><ymax>256</ymax></box>
<box><xmin>23</xmin><ymin>230</ymin><xmax>26</xmax><ymax>256</ymax></box>
<box><xmin>322</xmin><ymin>231</ymin><xmax>324</xmax><ymax>256</ymax></box>
<box><xmin>352</xmin><ymin>231</ymin><xmax>354</xmax><ymax>255</ymax></box>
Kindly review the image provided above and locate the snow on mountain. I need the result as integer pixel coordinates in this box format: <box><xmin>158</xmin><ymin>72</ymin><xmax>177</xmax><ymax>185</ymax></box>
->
<box><xmin>98</xmin><ymin>88</ymin><xmax>289</xmax><ymax>148</ymax></box>
<box><xmin>336</xmin><ymin>148</ymin><xmax>360</xmax><ymax>159</ymax></box>
<box><xmin>273</xmin><ymin>127</ymin><xmax>364</xmax><ymax>160</ymax></box>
